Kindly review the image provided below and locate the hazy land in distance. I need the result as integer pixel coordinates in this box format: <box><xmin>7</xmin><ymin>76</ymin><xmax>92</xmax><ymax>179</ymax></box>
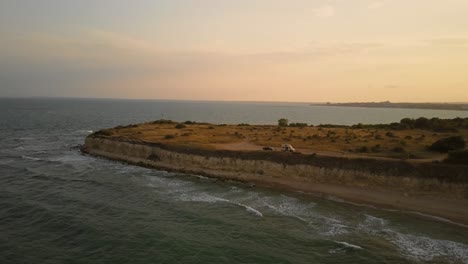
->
<box><xmin>314</xmin><ymin>101</ymin><xmax>468</xmax><ymax>111</ymax></box>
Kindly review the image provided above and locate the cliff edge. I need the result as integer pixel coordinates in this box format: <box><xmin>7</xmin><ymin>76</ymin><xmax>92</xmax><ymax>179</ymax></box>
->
<box><xmin>82</xmin><ymin>132</ymin><xmax>468</xmax><ymax>225</ymax></box>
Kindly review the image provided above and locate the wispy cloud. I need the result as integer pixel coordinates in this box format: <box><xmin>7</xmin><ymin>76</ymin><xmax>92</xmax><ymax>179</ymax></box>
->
<box><xmin>313</xmin><ymin>5</ymin><xmax>335</xmax><ymax>18</ymax></box>
<box><xmin>425</xmin><ymin>37</ymin><xmax>468</xmax><ymax>47</ymax></box>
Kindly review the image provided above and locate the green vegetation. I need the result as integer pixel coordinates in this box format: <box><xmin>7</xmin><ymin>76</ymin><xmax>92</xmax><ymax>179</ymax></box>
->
<box><xmin>289</xmin><ymin>122</ymin><xmax>308</xmax><ymax>128</ymax></box>
<box><xmin>93</xmin><ymin>129</ymin><xmax>113</xmax><ymax>136</ymax></box>
<box><xmin>347</xmin><ymin>117</ymin><xmax>468</xmax><ymax>132</ymax></box>
<box><xmin>152</xmin><ymin>119</ymin><xmax>176</xmax><ymax>124</ymax></box>
<box><xmin>278</xmin><ymin>118</ymin><xmax>289</xmax><ymax>127</ymax></box>
<box><xmin>445</xmin><ymin>150</ymin><xmax>468</xmax><ymax>164</ymax></box>
<box><xmin>97</xmin><ymin>117</ymin><xmax>468</xmax><ymax>162</ymax></box>
<box><xmin>429</xmin><ymin>136</ymin><xmax>466</xmax><ymax>153</ymax></box>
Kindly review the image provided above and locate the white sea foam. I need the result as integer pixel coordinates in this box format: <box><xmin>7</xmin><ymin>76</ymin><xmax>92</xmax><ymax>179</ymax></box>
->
<box><xmin>50</xmin><ymin>154</ymin><xmax>89</xmax><ymax>164</ymax></box>
<box><xmin>179</xmin><ymin>193</ymin><xmax>230</xmax><ymax>203</ymax></box>
<box><xmin>321</xmin><ymin>223</ymin><xmax>350</xmax><ymax>237</ymax></box>
<box><xmin>236</xmin><ymin>203</ymin><xmax>263</xmax><ymax>217</ymax></box>
<box><xmin>407</xmin><ymin>211</ymin><xmax>468</xmax><ymax>229</ymax></box>
<box><xmin>334</xmin><ymin>241</ymin><xmax>363</xmax><ymax>250</ymax></box>
<box><xmin>263</xmin><ymin>201</ymin><xmax>308</xmax><ymax>222</ymax></box>
<box><xmin>178</xmin><ymin>192</ymin><xmax>263</xmax><ymax>217</ymax></box>
<box><xmin>357</xmin><ymin>214</ymin><xmax>388</xmax><ymax>232</ymax></box>
<box><xmin>326</xmin><ymin>195</ymin><xmax>376</xmax><ymax>209</ymax></box>
<box><xmin>356</xmin><ymin>214</ymin><xmax>468</xmax><ymax>263</ymax></box>
<box><xmin>386</xmin><ymin>229</ymin><xmax>468</xmax><ymax>263</ymax></box>
<box><xmin>74</xmin><ymin>130</ymin><xmax>93</xmax><ymax>134</ymax></box>
<box><xmin>21</xmin><ymin>155</ymin><xmax>41</xmax><ymax>161</ymax></box>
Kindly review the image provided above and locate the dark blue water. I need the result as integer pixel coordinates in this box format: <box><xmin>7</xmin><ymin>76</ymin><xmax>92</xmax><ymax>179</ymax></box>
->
<box><xmin>1</xmin><ymin>98</ymin><xmax>468</xmax><ymax>264</ymax></box>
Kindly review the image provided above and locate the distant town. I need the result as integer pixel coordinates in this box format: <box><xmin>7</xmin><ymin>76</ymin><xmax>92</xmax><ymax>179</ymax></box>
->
<box><xmin>314</xmin><ymin>101</ymin><xmax>468</xmax><ymax>111</ymax></box>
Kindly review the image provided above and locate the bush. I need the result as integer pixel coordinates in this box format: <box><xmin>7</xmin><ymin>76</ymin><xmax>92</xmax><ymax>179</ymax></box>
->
<box><xmin>392</xmin><ymin>146</ymin><xmax>406</xmax><ymax>153</ymax></box>
<box><xmin>371</xmin><ymin>144</ymin><xmax>381</xmax><ymax>152</ymax></box>
<box><xmin>164</xmin><ymin>134</ymin><xmax>176</xmax><ymax>139</ymax></box>
<box><xmin>93</xmin><ymin>129</ymin><xmax>113</xmax><ymax>137</ymax></box>
<box><xmin>175</xmin><ymin>124</ymin><xmax>186</xmax><ymax>129</ymax></box>
<box><xmin>429</xmin><ymin>136</ymin><xmax>465</xmax><ymax>153</ymax></box>
<box><xmin>278</xmin><ymin>118</ymin><xmax>289</xmax><ymax>127</ymax></box>
<box><xmin>385</xmin><ymin>131</ymin><xmax>396</xmax><ymax>138</ymax></box>
<box><xmin>289</xmin><ymin>122</ymin><xmax>308</xmax><ymax>128</ymax></box>
<box><xmin>356</xmin><ymin>146</ymin><xmax>368</xmax><ymax>153</ymax></box>
<box><xmin>444</xmin><ymin>150</ymin><xmax>468</xmax><ymax>164</ymax></box>
<box><xmin>152</xmin><ymin>119</ymin><xmax>175</xmax><ymax>124</ymax></box>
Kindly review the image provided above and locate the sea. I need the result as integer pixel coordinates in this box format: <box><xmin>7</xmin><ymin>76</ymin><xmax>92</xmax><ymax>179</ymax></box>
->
<box><xmin>1</xmin><ymin>97</ymin><xmax>468</xmax><ymax>264</ymax></box>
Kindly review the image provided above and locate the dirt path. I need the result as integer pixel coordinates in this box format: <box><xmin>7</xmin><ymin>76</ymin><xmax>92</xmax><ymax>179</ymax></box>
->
<box><xmin>212</xmin><ymin>140</ymin><xmax>445</xmax><ymax>162</ymax></box>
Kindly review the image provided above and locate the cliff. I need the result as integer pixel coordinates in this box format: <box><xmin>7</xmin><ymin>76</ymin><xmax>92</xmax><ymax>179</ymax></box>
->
<box><xmin>82</xmin><ymin>135</ymin><xmax>468</xmax><ymax>225</ymax></box>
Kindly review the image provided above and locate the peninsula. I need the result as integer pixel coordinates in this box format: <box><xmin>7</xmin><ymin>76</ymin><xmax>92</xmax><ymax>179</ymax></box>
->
<box><xmin>315</xmin><ymin>101</ymin><xmax>468</xmax><ymax>111</ymax></box>
<box><xmin>82</xmin><ymin>118</ymin><xmax>468</xmax><ymax>224</ymax></box>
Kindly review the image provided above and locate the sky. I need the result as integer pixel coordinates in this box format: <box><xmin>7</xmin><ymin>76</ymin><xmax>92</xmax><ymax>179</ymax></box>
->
<box><xmin>1</xmin><ymin>0</ymin><xmax>468</xmax><ymax>102</ymax></box>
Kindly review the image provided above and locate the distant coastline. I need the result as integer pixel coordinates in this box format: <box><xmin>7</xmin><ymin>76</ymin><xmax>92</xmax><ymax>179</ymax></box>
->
<box><xmin>314</xmin><ymin>102</ymin><xmax>468</xmax><ymax>111</ymax></box>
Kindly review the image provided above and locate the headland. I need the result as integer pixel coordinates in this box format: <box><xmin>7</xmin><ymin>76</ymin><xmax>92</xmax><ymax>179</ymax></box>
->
<box><xmin>81</xmin><ymin>118</ymin><xmax>468</xmax><ymax>224</ymax></box>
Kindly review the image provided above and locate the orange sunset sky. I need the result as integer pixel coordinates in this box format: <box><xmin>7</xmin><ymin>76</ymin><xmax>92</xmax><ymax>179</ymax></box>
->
<box><xmin>1</xmin><ymin>0</ymin><xmax>468</xmax><ymax>102</ymax></box>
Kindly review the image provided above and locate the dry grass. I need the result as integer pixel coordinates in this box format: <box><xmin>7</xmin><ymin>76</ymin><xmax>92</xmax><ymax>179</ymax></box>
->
<box><xmin>104</xmin><ymin>122</ymin><xmax>468</xmax><ymax>160</ymax></box>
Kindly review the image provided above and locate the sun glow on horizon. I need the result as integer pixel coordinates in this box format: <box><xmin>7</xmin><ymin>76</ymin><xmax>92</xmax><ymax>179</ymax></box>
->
<box><xmin>1</xmin><ymin>0</ymin><xmax>468</xmax><ymax>102</ymax></box>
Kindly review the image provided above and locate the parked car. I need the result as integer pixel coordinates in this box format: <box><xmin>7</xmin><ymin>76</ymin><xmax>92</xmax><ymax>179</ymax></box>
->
<box><xmin>281</xmin><ymin>144</ymin><xmax>296</xmax><ymax>152</ymax></box>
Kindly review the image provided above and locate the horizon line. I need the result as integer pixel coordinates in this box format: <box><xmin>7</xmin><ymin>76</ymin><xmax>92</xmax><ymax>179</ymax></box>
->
<box><xmin>1</xmin><ymin>96</ymin><xmax>468</xmax><ymax>104</ymax></box>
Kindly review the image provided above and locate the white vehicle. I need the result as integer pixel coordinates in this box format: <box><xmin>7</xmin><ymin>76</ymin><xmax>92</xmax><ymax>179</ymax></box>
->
<box><xmin>281</xmin><ymin>144</ymin><xmax>296</xmax><ymax>152</ymax></box>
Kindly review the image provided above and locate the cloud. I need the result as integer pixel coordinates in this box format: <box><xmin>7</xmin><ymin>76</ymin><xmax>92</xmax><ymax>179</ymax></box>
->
<box><xmin>425</xmin><ymin>37</ymin><xmax>468</xmax><ymax>47</ymax></box>
<box><xmin>368</xmin><ymin>1</ymin><xmax>385</xmax><ymax>9</ymax></box>
<box><xmin>313</xmin><ymin>5</ymin><xmax>335</xmax><ymax>18</ymax></box>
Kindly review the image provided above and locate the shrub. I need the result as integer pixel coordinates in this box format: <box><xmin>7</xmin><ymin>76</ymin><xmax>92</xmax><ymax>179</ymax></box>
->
<box><xmin>429</xmin><ymin>136</ymin><xmax>465</xmax><ymax>153</ymax></box>
<box><xmin>93</xmin><ymin>129</ymin><xmax>113</xmax><ymax>137</ymax></box>
<box><xmin>385</xmin><ymin>131</ymin><xmax>396</xmax><ymax>138</ymax></box>
<box><xmin>414</xmin><ymin>117</ymin><xmax>430</xmax><ymax>129</ymax></box>
<box><xmin>164</xmin><ymin>134</ymin><xmax>176</xmax><ymax>139</ymax></box>
<box><xmin>278</xmin><ymin>118</ymin><xmax>289</xmax><ymax>127</ymax></box>
<box><xmin>400</xmin><ymin>118</ymin><xmax>414</xmax><ymax>128</ymax></box>
<box><xmin>175</xmin><ymin>124</ymin><xmax>186</xmax><ymax>129</ymax></box>
<box><xmin>390</xmin><ymin>122</ymin><xmax>409</xmax><ymax>130</ymax></box>
<box><xmin>152</xmin><ymin>119</ymin><xmax>175</xmax><ymax>124</ymax></box>
<box><xmin>356</xmin><ymin>146</ymin><xmax>368</xmax><ymax>153</ymax></box>
<box><xmin>371</xmin><ymin>144</ymin><xmax>381</xmax><ymax>152</ymax></box>
<box><xmin>444</xmin><ymin>150</ymin><xmax>468</xmax><ymax>164</ymax></box>
<box><xmin>147</xmin><ymin>154</ymin><xmax>160</xmax><ymax>161</ymax></box>
<box><xmin>392</xmin><ymin>146</ymin><xmax>406</xmax><ymax>153</ymax></box>
<box><xmin>289</xmin><ymin>122</ymin><xmax>308</xmax><ymax>128</ymax></box>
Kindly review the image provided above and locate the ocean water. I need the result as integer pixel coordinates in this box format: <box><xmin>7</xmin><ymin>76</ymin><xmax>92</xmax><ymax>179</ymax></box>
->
<box><xmin>1</xmin><ymin>97</ymin><xmax>468</xmax><ymax>264</ymax></box>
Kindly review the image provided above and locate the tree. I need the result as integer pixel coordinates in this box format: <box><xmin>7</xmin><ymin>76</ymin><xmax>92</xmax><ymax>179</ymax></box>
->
<box><xmin>278</xmin><ymin>118</ymin><xmax>289</xmax><ymax>127</ymax></box>
<box><xmin>429</xmin><ymin>136</ymin><xmax>465</xmax><ymax>153</ymax></box>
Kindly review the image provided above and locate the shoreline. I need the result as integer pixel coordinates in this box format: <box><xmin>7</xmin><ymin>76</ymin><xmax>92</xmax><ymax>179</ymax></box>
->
<box><xmin>82</xmin><ymin>136</ymin><xmax>468</xmax><ymax>225</ymax></box>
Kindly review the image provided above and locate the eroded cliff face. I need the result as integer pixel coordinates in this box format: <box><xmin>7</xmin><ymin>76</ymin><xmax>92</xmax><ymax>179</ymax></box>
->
<box><xmin>82</xmin><ymin>136</ymin><xmax>468</xmax><ymax>224</ymax></box>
